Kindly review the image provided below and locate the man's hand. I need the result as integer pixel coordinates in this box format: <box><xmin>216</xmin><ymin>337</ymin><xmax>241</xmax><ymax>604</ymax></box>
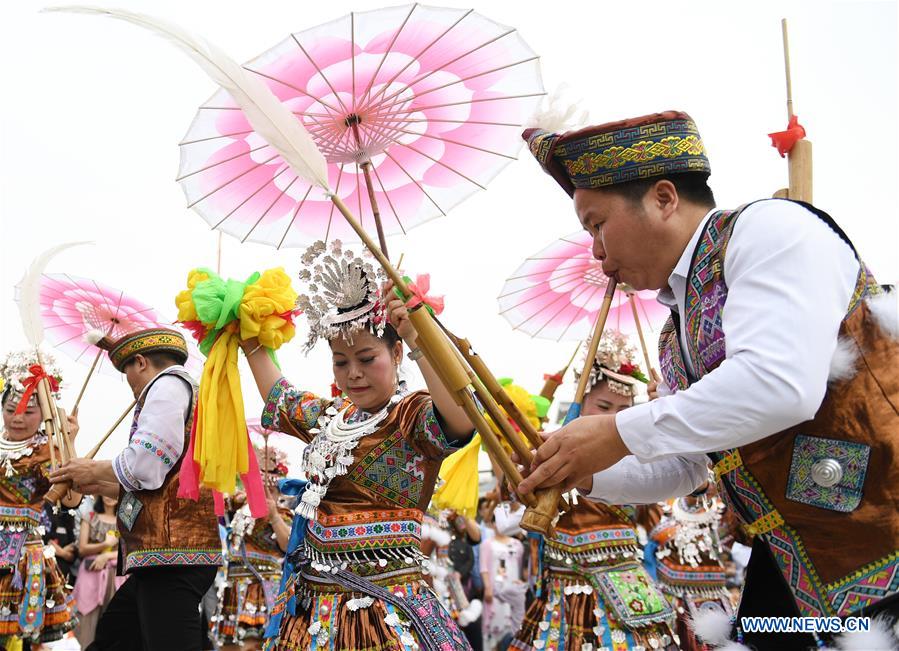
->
<box><xmin>516</xmin><ymin>415</ymin><xmax>630</xmax><ymax>495</ymax></box>
<box><xmin>49</xmin><ymin>458</ymin><xmax>102</xmax><ymax>490</ymax></box>
<box><xmin>647</xmin><ymin>369</ymin><xmax>662</xmax><ymax>401</ymax></box>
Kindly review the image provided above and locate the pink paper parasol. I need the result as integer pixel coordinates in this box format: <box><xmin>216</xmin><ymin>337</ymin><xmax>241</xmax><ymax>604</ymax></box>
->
<box><xmin>38</xmin><ymin>273</ymin><xmax>203</xmax><ymax>379</ymax></box>
<box><xmin>178</xmin><ymin>4</ymin><xmax>543</xmax><ymax>251</ymax></box>
<box><xmin>497</xmin><ymin>231</ymin><xmax>669</xmax><ymax>343</ymax></box>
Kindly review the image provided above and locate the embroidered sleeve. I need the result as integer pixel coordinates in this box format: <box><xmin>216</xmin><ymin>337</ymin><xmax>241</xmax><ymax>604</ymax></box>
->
<box><xmin>261</xmin><ymin>377</ymin><xmax>327</xmax><ymax>443</ymax></box>
<box><xmin>112</xmin><ymin>376</ymin><xmax>190</xmax><ymax>492</ymax></box>
<box><xmin>407</xmin><ymin>397</ymin><xmax>472</xmax><ymax>461</ymax></box>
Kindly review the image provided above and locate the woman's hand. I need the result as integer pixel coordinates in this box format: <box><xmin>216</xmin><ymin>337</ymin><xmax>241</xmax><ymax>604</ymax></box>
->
<box><xmin>90</xmin><ymin>552</ymin><xmax>112</xmax><ymax>571</ymax></box>
<box><xmin>382</xmin><ymin>281</ymin><xmax>417</xmax><ymax>345</ymax></box>
<box><xmin>66</xmin><ymin>411</ymin><xmax>80</xmax><ymax>439</ymax></box>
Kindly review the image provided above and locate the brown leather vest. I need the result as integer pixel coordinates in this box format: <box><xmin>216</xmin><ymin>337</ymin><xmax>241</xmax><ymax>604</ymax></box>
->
<box><xmin>658</xmin><ymin>200</ymin><xmax>899</xmax><ymax>617</ymax></box>
<box><xmin>117</xmin><ymin>367</ymin><xmax>222</xmax><ymax>572</ymax></box>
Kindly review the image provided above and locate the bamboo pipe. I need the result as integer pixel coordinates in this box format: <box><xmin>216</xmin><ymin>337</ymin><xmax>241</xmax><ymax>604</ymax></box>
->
<box><xmin>45</xmin><ymin>400</ymin><xmax>136</xmax><ymax>504</ymax></box>
<box><xmin>628</xmin><ymin>293</ymin><xmax>654</xmax><ymax>374</ymax></box>
<box><xmin>780</xmin><ymin>18</ymin><xmax>813</xmax><ymax>203</ymax></box>
<box><xmin>35</xmin><ymin>378</ymin><xmax>58</xmax><ymax>470</ymax></box>
<box><xmin>574</xmin><ymin>281</ymin><xmax>618</xmax><ymax>404</ymax></box>
<box><xmin>332</xmin><ymin>194</ymin><xmax>561</xmax><ymax>532</ymax></box>
<box><xmin>445</xmin><ymin>332</ymin><xmax>544</xmax><ymax>451</ymax></box>
<box><xmin>540</xmin><ymin>344</ymin><xmax>581</xmax><ymax>403</ymax></box>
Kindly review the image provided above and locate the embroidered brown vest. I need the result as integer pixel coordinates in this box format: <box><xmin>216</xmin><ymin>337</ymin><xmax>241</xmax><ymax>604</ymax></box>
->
<box><xmin>658</xmin><ymin>199</ymin><xmax>899</xmax><ymax>617</ymax></box>
<box><xmin>117</xmin><ymin>367</ymin><xmax>222</xmax><ymax>572</ymax></box>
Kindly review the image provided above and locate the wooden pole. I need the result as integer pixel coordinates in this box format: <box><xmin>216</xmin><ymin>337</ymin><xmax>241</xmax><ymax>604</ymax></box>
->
<box><xmin>782</xmin><ymin>18</ymin><xmax>794</xmax><ymax>120</ymax></box>
<box><xmin>628</xmin><ymin>293</ymin><xmax>654</xmax><ymax>373</ymax></box>
<box><xmin>574</xmin><ymin>281</ymin><xmax>618</xmax><ymax>404</ymax></box>
<box><xmin>539</xmin><ymin>343</ymin><xmax>581</xmax><ymax>404</ymax></box>
<box><xmin>781</xmin><ymin>18</ymin><xmax>813</xmax><ymax>203</ymax></box>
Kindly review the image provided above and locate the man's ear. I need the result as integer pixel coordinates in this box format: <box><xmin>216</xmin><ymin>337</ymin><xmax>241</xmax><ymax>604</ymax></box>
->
<box><xmin>652</xmin><ymin>179</ymin><xmax>679</xmax><ymax>220</ymax></box>
<box><xmin>133</xmin><ymin>354</ymin><xmax>149</xmax><ymax>373</ymax></box>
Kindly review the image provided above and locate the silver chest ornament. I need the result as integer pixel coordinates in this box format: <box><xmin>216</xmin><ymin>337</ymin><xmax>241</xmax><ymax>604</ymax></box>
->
<box><xmin>298</xmin><ymin>394</ymin><xmax>401</xmax><ymax>521</ymax></box>
<box><xmin>810</xmin><ymin>458</ymin><xmax>843</xmax><ymax>488</ymax></box>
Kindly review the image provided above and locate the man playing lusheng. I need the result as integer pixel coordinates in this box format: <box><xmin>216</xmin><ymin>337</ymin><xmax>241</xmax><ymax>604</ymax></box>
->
<box><xmin>50</xmin><ymin>328</ymin><xmax>221</xmax><ymax>650</ymax></box>
<box><xmin>516</xmin><ymin>111</ymin><xmax>899</xmax><ymax>649</ymax></box>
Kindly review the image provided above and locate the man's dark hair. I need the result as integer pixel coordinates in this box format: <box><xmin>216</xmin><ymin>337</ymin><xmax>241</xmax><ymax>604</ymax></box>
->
<box><xmin>123</xmin><ymin>351</ymin><xmax>184</xmax><ymax>370</ymax></box>
<box><xmin>605</xmin><ymin>172</ymin><xmax>715</xmax><ymax>208</ymax></box>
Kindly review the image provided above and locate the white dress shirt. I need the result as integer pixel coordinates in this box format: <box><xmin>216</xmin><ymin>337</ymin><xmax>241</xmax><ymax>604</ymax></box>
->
<box><xmin>587</xmin><ymin>199</ymin><xmax>860</xmax><ymax>504</ymax></box>
<box><xmin>113</xmin><ymin>367</ymin><xmax>193</xmax><ymax>492</ymax></box>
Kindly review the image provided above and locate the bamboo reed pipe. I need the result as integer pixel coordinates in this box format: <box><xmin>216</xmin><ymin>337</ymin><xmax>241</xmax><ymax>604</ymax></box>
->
<box><xmin>574</xmin><ymin>281</ymin><xmax>618</xmax><ymax>404</ymax></box>
<box><xmin>332</xmin><ymin>194</ymin><xmax>561</xmax><ymax>533</ymax></box>
<box><xmin>445</xmin><ymin>332</ymin><xmax>544</xmax><ymax>451</ymax></box>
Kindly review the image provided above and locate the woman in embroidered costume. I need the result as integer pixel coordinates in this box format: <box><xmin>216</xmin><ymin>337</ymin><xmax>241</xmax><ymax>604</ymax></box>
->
<box><xmin>239</xmin><ymin>240</ymin><xmax>475</xmax><ymax>651</ymax></box>
<box><xmin>213</xmin><ymin>443</ymin><xmax>293</xmax><ymax>650</ymax></box>
<box><xmin>511</xmin><ymin>332</ymin><xmax>677</xmax><ymax>651</ymax></box>
<box><xmin>646</xmin><ymin>491</ymin><xmax>731</xmax><ymax>651</ymax></box>
<box><xmin>0</xmin><ymin>350</ymin><xmax>79</xmax><ymax>645</ymax></box>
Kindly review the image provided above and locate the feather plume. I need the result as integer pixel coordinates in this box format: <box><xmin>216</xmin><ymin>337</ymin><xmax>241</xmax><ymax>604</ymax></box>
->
<box><xmin>526</xmin><ymin>84</ymin><xmax>589</xmax><ymax>132</ymax></box>
<box><xmin>83</xmin><ymin>329</ymin><xmax>106</xmax><ymax>345</ymax></box>
<box><xmin>15</xmin><ymin>242</ymin><xmax>89</xmax><ymax>347</ymax></box>
<box><xmin>45</xmin><ymin>6</ymin><xmax>331</xmax><ymax>192</ymax></box>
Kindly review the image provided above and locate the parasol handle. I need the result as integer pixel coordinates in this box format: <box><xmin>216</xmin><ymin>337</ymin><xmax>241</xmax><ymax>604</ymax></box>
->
<box><xmin>72</xmin><ymin>349</ymin><xmax>103</xmax><ymax>414</ymax></box>
<box><xmin>628</xmin><ymin>293</ymin><xmax>654</xmax><ymax>374</ymax></box>
<box><xmin>574</xmin><ymin>281</ymin><xmax>618</xmax><ymax>404</ymax></box>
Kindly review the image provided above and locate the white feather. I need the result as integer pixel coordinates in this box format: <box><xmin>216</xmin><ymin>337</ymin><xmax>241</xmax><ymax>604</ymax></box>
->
<box><xmin>45</xmin><ymin>6</ymin><xmax>331</xmax><ymax>192</ymax></box>
<box><xmin>15</xmin><ymin>242</ymin><xmax>89</xmax><ymax>346</ymax></box>
<box><xmin>828</xmin><ymin>336</ymin><xmax>859</xmax><ymax>383</ymax></box>
<box><xmin>689</xmin><ymin>607</ymin><xmax>733</xmax><ymax>645</ymax></box>
<box><xmin>525</xmin><ymin>84</ymin><xmax>589</xmax><ymax>132</ymax></box>
<box><xmin>83</xmin><ymin>329</ymin><xmax>105</xmax><ymax>345</ymax></box>
<box><xmin>823</xmin><ymin>615</ymin><xmax>898</xmax><ymax>651</ymax></box>
<box><xmin>868</xmin><ymin>289</ymin><xmax>899</xmax><ymax>340</ymax></box>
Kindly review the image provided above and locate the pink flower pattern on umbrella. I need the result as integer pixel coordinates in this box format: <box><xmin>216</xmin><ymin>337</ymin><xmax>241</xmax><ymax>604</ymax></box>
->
<box><xmin>178</xmin><ymin>4</ymin><xmax>543</xmax><ymax>248</ymax></box>
<box><xmin>498</xmin><ymin>231</ymin><xmax>669</xmax><ymax>341</ymax></box>
<box><xmin>39</xmin><ymin>273</ymin><xmax>203</xmax><ymax>377</ymax></box>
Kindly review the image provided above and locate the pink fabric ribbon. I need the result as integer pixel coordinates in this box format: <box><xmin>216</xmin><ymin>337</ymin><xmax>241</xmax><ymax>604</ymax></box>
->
<box><xmin>404</xmin><ymin>274</ymin><xmax>445</xmax><ymax>315</ymax></box>
<box><xmin>178</xmin><ymin>403</ymin><xmax>267</xmax><ymax>518</ymax></box>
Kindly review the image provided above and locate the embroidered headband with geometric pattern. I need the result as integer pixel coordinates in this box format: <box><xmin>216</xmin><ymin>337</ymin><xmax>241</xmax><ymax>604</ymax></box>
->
<box><xmin>523</xmin><ymin>110</ymin><xmax>710</xmax><ymax>197</ymax></box>
<box><xmin>94</xmin><ymin>327</ymin><xmax>189</xmax><ymax>372</ymax></box>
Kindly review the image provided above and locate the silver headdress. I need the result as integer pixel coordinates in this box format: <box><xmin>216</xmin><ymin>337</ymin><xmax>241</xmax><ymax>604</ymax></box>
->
<box><xmin>296</xmin><ymin>240</ymin><xmax>387</xmax><ymax>351</ymax></box>
<box><xmin>573</xmin><ymin>330</ymin><xmax>646</xmax><ymax>397</ymax></box>
<box><xmin>0</xmin><ymin>348</ymin><xmax>64</xmax><ymax>407</ymax></box>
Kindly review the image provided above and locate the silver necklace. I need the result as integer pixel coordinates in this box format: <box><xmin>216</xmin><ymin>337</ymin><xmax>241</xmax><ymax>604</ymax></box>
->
<box><xmin>0</xmin><ymin>432</ymin><xmax>46</xmax><ymax>478</ymax></box>
<box><xmin>298</xmin><ymin>390</ymin><xmax>404</xmax><ymax>521</ymax></box>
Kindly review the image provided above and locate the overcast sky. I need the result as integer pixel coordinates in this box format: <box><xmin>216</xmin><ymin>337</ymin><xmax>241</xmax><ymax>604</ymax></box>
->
<box><xmin>2</xmin><ymin>0</ymin><xmax>896</xmax><ymax>458</ymax></box>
